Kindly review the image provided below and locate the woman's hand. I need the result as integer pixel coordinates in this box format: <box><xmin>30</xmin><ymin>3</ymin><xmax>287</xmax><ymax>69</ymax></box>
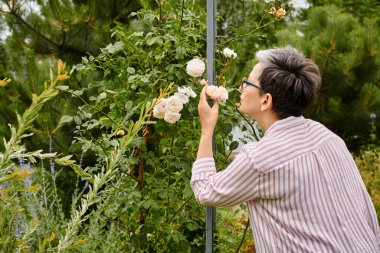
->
<box><xmin>198</xmin><ymin>85</ymin><xmax>219</xmax><ymax>135</ymax></box>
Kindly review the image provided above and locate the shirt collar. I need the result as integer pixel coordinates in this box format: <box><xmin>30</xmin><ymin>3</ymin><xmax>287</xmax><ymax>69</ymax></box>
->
<box><xmin>264</xmin><ymin>116</ymin><xmax>305</xmax><ymax>136</ymax></box>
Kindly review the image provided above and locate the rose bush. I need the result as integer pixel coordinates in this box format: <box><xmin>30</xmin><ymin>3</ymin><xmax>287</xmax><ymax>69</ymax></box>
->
<box><xmin>65</xmin><ymin>2</ymin><xmax>214</xmax><ymax>251</ymax></box>
<box><xmin>0</xmin><ymin>0</ymin><xmax>287</xmax><ymax>252</ymax></box>
<box><xmin>65</xmin><ymin>1</ymin><xmax>264</xmax><ymax>250</ymax></box>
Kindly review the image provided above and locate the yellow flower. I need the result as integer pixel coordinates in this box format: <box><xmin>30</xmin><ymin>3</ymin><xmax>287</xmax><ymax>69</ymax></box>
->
<box><xmin>276</xmin><ymin>8</ymin><xmax>286</xmax><ymax>19</ymax></box>
<box><xmin>49</xmin><ymin>232</ymin><xmax>56</xmax><ymax>241</ymax></box>
<box><xmin>268</xmin><ymin>7</ymin><xmax>277</xmax><ymax>15</ymax></box>
<box><xmin>0</xmin><ymin>78</ymin><xmax>11</xmax><ymax>87</ymax></box>
<box><xmin>116</xmin><ymin>129</ymin><xmax>125</xmax><ymax>136</ymax></box>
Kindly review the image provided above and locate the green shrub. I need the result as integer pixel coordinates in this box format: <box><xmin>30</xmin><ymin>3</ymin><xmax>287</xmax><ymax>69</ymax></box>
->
<box><xmin>355</xmin><ymin>148</ymin><xmax>380</xmax><ymax>221</ymax></box>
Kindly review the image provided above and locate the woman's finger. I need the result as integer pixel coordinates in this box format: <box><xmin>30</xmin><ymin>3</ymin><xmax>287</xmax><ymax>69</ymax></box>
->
<box><xmin>212</xmin><ymin>100</ymin><xmax>219</xmax><ymax>111</ymax></box>
<box><xmin>199</xmin><ymin>85</ymin><xmax>208</xmax><ymax>103</ymax></box>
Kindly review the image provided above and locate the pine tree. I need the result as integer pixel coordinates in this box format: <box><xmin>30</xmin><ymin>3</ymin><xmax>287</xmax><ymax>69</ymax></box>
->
<box><xmin>308</xmin><ymin>0</ymin><xmax>380</xmax><ymax>20</ymax></box>
<box><xmin>276</xmin><ymin>5</ymin><xmax>380</xmax><ymax>149</ymax></box>
<box><xmin>0</xmin><ymin>0</ymin><xmax>143</xmax><ymax>150</ymax></box>
<box><xmin>1</xmin><ymin>0</ymin><xmax>143</xmax><ymax>63</ymax></box>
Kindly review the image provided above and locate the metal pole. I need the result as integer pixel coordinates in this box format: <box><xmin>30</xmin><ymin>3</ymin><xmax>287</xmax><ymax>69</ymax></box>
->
<box><xmin>206</xmin><ymin>0</ymin><xmax>216</xmax><ymax>252</ymax></box>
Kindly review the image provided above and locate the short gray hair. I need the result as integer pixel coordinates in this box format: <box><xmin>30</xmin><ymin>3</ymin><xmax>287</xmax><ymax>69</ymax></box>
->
<box><xmin>255</xmin><ymin>46</ymin><xmax>321</xmax><ymax>118</ymax></box>
<box><xmin>256</xmin><ymin>46</ymin><xmax>304</xmax><ymax>65</ymax></box>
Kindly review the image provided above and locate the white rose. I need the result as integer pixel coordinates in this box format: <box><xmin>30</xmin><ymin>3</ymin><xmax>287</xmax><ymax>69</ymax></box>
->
<box><xmin>186</xmin><ymin>58</ymin><xmax>205</xmax><ymax>77</ymax></box>
<box><xmin>178</xmin><ymin>86</ymin><xmax>197</xmax><ymax>98</ymax></box>
<box><xmin>166</xmin><ymin>96</ymin><xmax>183</xmax><ymax>113</ymax></box>
<box><xmin>173</xmin><ymin>92</ymin><xmax>189</xmax><ymax>104</ymax></box>
<box><xmin>164</xmin><ymin>112</ymin><xmax>181</xmax><ymax>124</ymax></box>
<box><xmin>189</xmin><ymin>88</ymin><xmax>197</xmax><ymax>98</ymax></box>
<box><xmin>177</xmin><ymin>86</ymin><xmax>190</xmax><ymax>97</ymax></box>
<box><xmin>206</xmin><ymin>86</ymin><xmax>220</xmax><ymax>100</ymax></box>
<box><xmin>218</xmin><ymin>86</ymin><xmax>229</xmax><ymax>102</ymax></box>
<box><xmin>222</xmin><ymin>48</ymin><xmax>237</xmax><ymax>58</ymax></box>
<box><xmin>153</xmin><ymin>98</ymin><xmax>167</xmax><ymax>119</ymax></box>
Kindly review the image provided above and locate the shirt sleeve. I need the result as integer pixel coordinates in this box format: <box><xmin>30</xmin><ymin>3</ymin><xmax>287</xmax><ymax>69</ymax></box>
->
<box><xmin>190</xmin><ymin>146</ymin><xmax>260</xmax><ymax>207</ymax></box>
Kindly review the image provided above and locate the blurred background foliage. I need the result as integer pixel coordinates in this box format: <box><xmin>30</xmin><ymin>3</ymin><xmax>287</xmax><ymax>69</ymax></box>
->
<box><xmin>0</xmin><ymin>0</ymin><xmax>379</xmax><ymax>252</ymax></box>
<box><xmin>0</xmin><ymin>0</ymin><xmax>142</xmax><ymax>151</ymax></box>
<box><xmin>276</xmin><ymin>4</ymin><xmax>380</xmax><ymax>149</ymax></box>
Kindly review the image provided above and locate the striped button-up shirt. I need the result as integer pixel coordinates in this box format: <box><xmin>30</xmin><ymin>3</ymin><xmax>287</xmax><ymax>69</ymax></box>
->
<box><xmin>191</xmin><ymin>116</ymin><xmax>380</xmax><ymax>252</ymax></box>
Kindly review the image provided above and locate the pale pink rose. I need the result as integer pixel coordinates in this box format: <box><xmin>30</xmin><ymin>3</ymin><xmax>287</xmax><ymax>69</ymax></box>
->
<box><xmin>166</xmin><ymin>96</ymin><xmax>183</xmax><ymax>113</ymax></box>
<box><xmin>206</xmin><ymin>86</ymin><xmax>220</xmax><ymax>100</ymax></box>
<box><xmin>218</xmin><ymin>86</ymin><xmax>229</xmax><ymax>102</ymax></box>
<box><xmin>200</xmin><ymin>79</ymin><xmax>208</xmax><ymax>86</ymax></box>
<box><xmin>186</xmin><ymin>58</ymin><xmax>205</xmax><ymax>77</ymax></box>
<box><xmin>164</xmin><ymin>112</ymin><xmax>181</xmax><ymax>123</ymax></box>
<box><xmin>153</xmin><ymin>105</ymin><xmax>166</xmax><ymax>119</ymax></box>
<box><xmin>173</xmin><ymin>92</ymin><xmax>189</xmax><ymax>104</ymax></box>
<box><xmin>153</xmin><ymin>98</ymin><xmax>167</xmax><ymax>119</ymax></box>
<box><xmin>276</xmin><ymin>8</ymin><xmax>286</xmax><ymax>19</ymax></box>
<box><xmin>156</xmin><ymin>98</ymin><xmax>167</xmax><ymax>107</ymax></box>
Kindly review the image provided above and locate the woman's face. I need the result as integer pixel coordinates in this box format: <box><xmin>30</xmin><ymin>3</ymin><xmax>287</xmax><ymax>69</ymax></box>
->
<box><xmin>239</xmin><ymin>62</ymin><xmax>265</xmax><ymax>119</ymax></box>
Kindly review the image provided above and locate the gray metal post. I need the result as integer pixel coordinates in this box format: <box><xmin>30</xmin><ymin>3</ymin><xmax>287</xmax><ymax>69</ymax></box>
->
<box><xmin>206</xmin><ymin>0</ymin><xmax>217</xmax><ymax>252</ymax></box>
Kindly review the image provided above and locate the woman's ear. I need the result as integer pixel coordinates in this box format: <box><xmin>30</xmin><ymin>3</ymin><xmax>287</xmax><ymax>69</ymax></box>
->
<box><xmin>260</xmin><ymin>93</ymin><xmax>273</xmax><ymax>112</ymax></box>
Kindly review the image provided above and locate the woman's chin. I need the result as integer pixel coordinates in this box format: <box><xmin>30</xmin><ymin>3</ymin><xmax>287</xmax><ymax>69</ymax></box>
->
<box><xmin>239</xmin><ymin>105</ymin><xmax>253</xmax><ymax>119</ymax></box>
<box><xmin>238</xmin><ymin>103</ymin><xmax>244</xmax><ymax>112</ymax></box>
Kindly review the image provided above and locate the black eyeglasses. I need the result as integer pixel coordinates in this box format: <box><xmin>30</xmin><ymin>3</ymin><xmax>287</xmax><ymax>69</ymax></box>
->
<box><xmin>240</xmin><ymin>77</ymin><xmax>261</xmax><ymax>91</ymax></box>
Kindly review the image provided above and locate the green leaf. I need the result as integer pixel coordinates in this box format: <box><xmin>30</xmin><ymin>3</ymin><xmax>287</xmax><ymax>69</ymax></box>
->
<box><xmin>110</xmin><ymin>139</ymin><xmax>119</xmax><ymax>147</ymax></box>
<box><xmin>73</xmin><ymin>89</ymin><xmax>83</xmax><ymax>96</ymax></box>
<box><xmin>56</xmin><ymin>85</ymin><xmax>69</xmax><ymax>91</ymax></box>
<box><xmin>127</xmin><ymin>67</ymin><xmax>135</xmax><ymax>74</ymax></box>
<box><xmin>133</xmin><ymin>31</ymin><xmax>144</xmax><ymax>36</ymax></box>
<box><xmin>125</xmin><ymin>101</ymin><xmax>133</xmax><ymax>111</ymax></box>
<box><xmin>175</xmin><ymin>47</ymin><xmax>186</xmax><ymax>59</ymax></box>
<box><xmin>60</xmin><ymin>115</ymin><xmax>73</xmax><ymax>124</ymax></box>
<box><xmin>70</xmin><ymin>164</ymin><xmax>94</xmax><ymax>183</ymax></box>
<box><xmin>100</xmin><ymin>117</ymin><xmax>112</xmax><ymax>128</ymax></box>
<box><xmin>98</xmin><ymin>92</ymin><xmax>107</xmax><ymax>100</ymax></box>
<box><xmin>147</xmin><ymin>38</ymin><xmax>156</xmax><ymax>46</ymax></box>
<box><xmin>54</xmin><ymin>155</ymin><xmax>75</xmax><ymax>166</ymax></box>
<box><xmin>74</xmin><ymin>116</ymin><xmax>82</xmax><ymax>125</ymax></box>
<box><xmin>222</xmin><ymin>123</ymin><xmax>233</xmax><ymax>135</ymax></box>
<box><xmin>229</xmin><ymin>141</ymin><xmax>239</xmax><ymax>151</ymax></box>
<box><xmin>141</xmin><ymin>77</ymin><xmax>150</xmax><ymax>83</ymax></box>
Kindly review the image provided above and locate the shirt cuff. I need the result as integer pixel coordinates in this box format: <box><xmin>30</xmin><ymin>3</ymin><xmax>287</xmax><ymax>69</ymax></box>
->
<box><xmin>191</xmin><ymin>157</ymin><xmax>216</xmax><ymax>182</ymax></box>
